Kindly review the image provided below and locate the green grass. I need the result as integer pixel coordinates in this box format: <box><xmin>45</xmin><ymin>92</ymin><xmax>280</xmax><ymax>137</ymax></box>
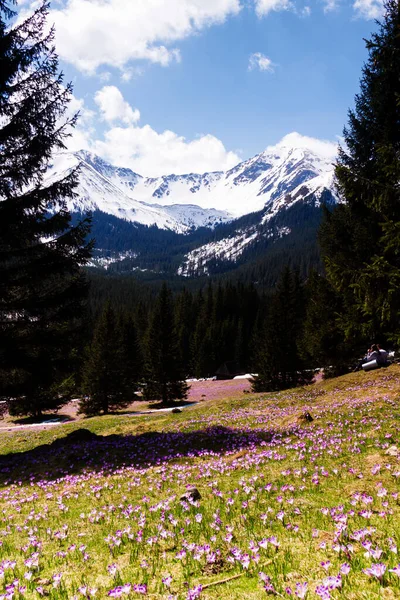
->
<box><xmin>1</xmin><ymin>366</ymin><xmax>400</xmax><ymax>599</ymax></box>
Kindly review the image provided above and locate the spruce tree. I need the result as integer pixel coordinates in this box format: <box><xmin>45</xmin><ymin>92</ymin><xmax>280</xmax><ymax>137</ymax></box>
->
<box><xmin>143</xmin><ymin>283</ymin><xmax>189</xmax><ymax>405</ymax></box>
<box><xmin>320</xmin><ymin>0</ymin><xmax>400</xmax><ymax>345</ymax></box>
<box><xmin>0</xmin><ymin>1</ymin><xmax>92</xmax><ymax>417</ymax></box>
<box><xmin>234</xmin><ymin>319</ymin><xmax>246</xmax><ymax>371</ymax></box>
<box><xmin>300</xmin><ymin>272</ymin><xmax>357</xmax><ymax>377</ymax></box>
<box><xmin>120</xmin><ymin>313</ymin><xmax>142</xmax><ymax>391</ymax></box>
<box><xmin>252</xmin><ymin>268</ymin><xmax>312</xmax><ymax>392</ymax></box>
<box><xmin>191</xmin><ymin>286</ymin><xmax>216</xmax><ymax>378</ymax></box>
<box><xmin>80</xmin><ymin>304</ymin><xmax>132</xmax><ymax>416</ymax></box>
<box><xmin>174</xmin><ymin>289</ymin><xmax>194</xmax><ymax>377</ymax></box>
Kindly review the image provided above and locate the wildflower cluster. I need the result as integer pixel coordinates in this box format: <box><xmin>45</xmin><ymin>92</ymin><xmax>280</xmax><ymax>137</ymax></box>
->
<box><xmin>0</xmin><ymin>368</ymin><xmax>400</xmax><ymax>598</ymax></box>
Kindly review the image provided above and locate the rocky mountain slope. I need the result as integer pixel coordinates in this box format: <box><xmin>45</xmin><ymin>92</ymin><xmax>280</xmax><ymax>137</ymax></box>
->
<box><xmin>46</xmin><ymin>152</ymin><xmax>231</xmax><ymax>233</ymax></box>
<box><xmin>45</xmin><ymin>146</ymin><xmax>338</xmax><ymax>277</ymax></box>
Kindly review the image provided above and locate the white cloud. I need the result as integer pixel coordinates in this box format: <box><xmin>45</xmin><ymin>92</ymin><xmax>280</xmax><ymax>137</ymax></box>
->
<box><xmin>353</xmin><ymin>0</ymin><xmax>383</xmax><ymax>19</ymax></box>
<box><xmin>322</xmin><ymin>0</ymin><xmax>339</xmax><ymax>12</ymax></box>
<box><xmin>58</xmin><ymin>93</ymin><xmax>96</xmax><ymax>152</ymax></box>
<box><xmin>92</xmin><ymin>126</ymin><xmax>240</xmax><ymax>176</ymax></box>
<box><xmin>248</xmin><ymin>52</ymin><xmax>275</xmax><ymax>72</ymax></box>
<box><xmin>98</xmin><ymin>72</ymin><xmax>112</xmax><ymax>83</ymax></box>
<box><xmin>67</xmin><ymin>92</ymin><xmax>341</xmax><ymax>178</ymax></box>
<box><xmin>68</xmin><ymin>86</ymin><xmax>240</xmax><ymax>176</ymax></box>
<box><xmin>94</xmin><ymin>86</ymin><xmax>140</xmax><ymax>125</ymax></box>
<box><xmin>120</xmin><ymin>67</ymin><xmax>145</xmax><ymax>83</ymax></box>
<box><xmin>42</xmin><ymin>0</ymin><xmax>242</xmax><ymax>74</ymax></box>
<box><xmin>268</xmin><ymin>131</ymin><xmax>338</xmax><ymax>160</ymax></box>
<box><xmin>254</xmin><ymin>0</ymin><xmax>293</xmax><ymax>17</ymax></box>
<box><xmin>253</xmin><ymin>0</ymin><xmax>311</xmax><ymax>18</ymax></box>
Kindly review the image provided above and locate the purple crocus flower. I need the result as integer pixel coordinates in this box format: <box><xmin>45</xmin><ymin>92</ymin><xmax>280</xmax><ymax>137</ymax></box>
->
<box><xmin>389</xmin><ymin>564</ymin><xmax>400</xmax><ymax>576</ymax></box>
<box><xmin>322</xmin><ymin>576</ymin><xmax>341</xmax><ymax>590</ymax></box>
<box><xmin>339</xmin><ymin>563</ymin><xmax>350</xmax><ymax>575</ymax></box>
<box><xmin>162</xmin><ymin>575</ymin><xmax>172</xmax><ymax>587</ymax></box>
<box><xmin>295</xmin><ymin>582</ymin><xmax>308</xmax><ymax>598</ymax></box>
<box><xmin>363</xmin><ymin>563</ymin><xmax>386</xmax><ymax>579</ymax></box>
<box><xmin>315</xmin><ymin>585</ymin><xmax>331</xmax><ymax>600</ymax></box>
<box><xmin>186</xmin><ymin>585</ymin><xmax>202</xmax><ymax>599</ymax></box>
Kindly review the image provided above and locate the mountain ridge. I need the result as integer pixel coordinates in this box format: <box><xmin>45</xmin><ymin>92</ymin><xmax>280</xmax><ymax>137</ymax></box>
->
<box><xmin>46</xmin><ymin>145</ymin><xmax>339</xmax><ymax>278</ymax></box>
<box><xmin>72</xmin><ymin>145</ymin><xmax>337</xmax><ymax>220</ymax></box>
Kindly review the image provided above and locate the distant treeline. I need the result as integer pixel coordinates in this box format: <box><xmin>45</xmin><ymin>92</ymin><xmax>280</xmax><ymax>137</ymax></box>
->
<box><xmin>86</xmin><ymin>276</ymin><xmax>264</xmax><ymax>380</ymax></box>
<box><xmin>83</xmin><ymin>266</ymin><xmax>378</xmax><ymax>405</ymax></box>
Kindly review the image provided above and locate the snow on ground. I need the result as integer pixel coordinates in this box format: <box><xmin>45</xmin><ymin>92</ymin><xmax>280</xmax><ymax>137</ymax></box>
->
<box><xmin>0</xmin><ymin>379</ymin><xmax>252</xmax><ymax>430</ymax></box>
<box><xmin>178</xmin><ymin>229</ymin><xmax>259</xmax><ymax>276</ymax></box>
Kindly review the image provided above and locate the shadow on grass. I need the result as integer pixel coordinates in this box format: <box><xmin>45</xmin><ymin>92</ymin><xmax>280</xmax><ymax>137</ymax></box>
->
<box><xmin>0</xmin><ymin>425</ymin><xmax>274</xmax><ymax>485</ymax></box>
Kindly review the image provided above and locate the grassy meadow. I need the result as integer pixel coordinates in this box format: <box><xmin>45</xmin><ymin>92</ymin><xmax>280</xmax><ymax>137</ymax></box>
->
<box><xmin>1</xmin><ymin>367</ymin><xmax>400</xmax><ymax>599</ymax></box>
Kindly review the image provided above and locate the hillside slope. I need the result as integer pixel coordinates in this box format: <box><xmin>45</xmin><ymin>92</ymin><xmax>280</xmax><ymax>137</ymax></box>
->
<box><xmin>1</xmin><ymin>366</ymin><xmax>400</xmax><ymax>598</ymax></box>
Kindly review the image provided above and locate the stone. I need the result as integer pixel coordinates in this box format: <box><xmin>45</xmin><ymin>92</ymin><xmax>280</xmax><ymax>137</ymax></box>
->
<box><xmin>172</xmin><ymin>408</ymin><xmax>182</xmax><ymax>414</ymax></box>
<box><xmin>180</xmin><ymin>486</ymin><xmax>201</xmax><ymax>502</ymax></box>
<box><xmin>299</xmin><ymin>412</ymin><xmax>314</xmax><ymax>423</ymax></box>
<box><xmin>385</xmin><ymin>445</ymin><xmax>399</xmax><ymax>456</ymax></box>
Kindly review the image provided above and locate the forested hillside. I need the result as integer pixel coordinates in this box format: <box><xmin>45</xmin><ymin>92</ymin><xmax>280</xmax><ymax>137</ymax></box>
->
<box><xmin>83</xmin><ymin>198</ymin><xmax>325</xmax><ymax>287</ymax></box>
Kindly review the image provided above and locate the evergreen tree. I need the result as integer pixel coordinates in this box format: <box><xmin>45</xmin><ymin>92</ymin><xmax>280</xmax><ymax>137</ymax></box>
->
<box><xmin>80</xmin><ymin>304</ymin><xmax>131</xmax><ymax>416</ymax></box>
<box><xmin>142</xmin><ymin>284</ymin><xmax>189</xmax><ymax>404</ymax></box>
<box><xmin>252</xmin><ymin>268</ymin><xmax>312</xmax><ymax>392</ymax></box>
<box><xmin>234</xmin><ymin>319</ymin><xmax>246</xmax><ymax>371</ymax></box>
<box><xmin>0</xmin><ymin>1</ymin><xmax>92</xmax><ymax>417</ymax></box>
<box><xmin>120</xmin><ymin>314</ymin><xmax>142</xmax><ymax>391</ymax></box>
<box><xmin>320</xmin><ymin>0</ymin><xmax>400</xmax><ymax>346</ymax></box>
<box><xmin>300</xmin><ymin>272</ymin><xmax>357</xmax><ymax>377</ymax></box>
<box><xmin>174</xmin><ymin>289</ymin><xmax>194</xmax><ymax>376</ymax></box>
<box><xmin>191</xmin><ymin>287</ymin><xmax>216</xmax><ymax>378</ymax></box>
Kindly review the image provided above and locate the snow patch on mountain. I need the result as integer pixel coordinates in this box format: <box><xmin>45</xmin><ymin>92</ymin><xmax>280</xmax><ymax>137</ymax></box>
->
<box><xmin>88</xmin><ymin>250</ymin><xmax>138</xmax><ymax>270</ymax></box>
<box><xmin>159</xmin><ymin>203</ymin><xmax>230</xmax><ymax>229</ymax></box>
<box><xmin>178</xmin><ymin>229</ymin><xmax>259</xmax><ymax>277</ymax></box>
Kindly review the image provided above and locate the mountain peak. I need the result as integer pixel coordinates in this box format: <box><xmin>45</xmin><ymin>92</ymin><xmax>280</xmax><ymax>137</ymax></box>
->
<box><xmin>48</xmin><ymin>141</ymin><xmax>337</xmax><ymax>231</ymax></box>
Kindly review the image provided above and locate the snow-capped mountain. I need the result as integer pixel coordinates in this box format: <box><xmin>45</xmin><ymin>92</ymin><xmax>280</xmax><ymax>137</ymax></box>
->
<box><xmin>45</xmin><ymin>152</ymin><xmax>232</xmax><ymax>233</ymax></box>
<box><xmin>74</xmin><ymin>146</ymin><xmax>336</xmax><ymax>220</ymax></box>
<box><xmin>175</xmin><ymin>147</ymin><xmax>338</xmax><ymax>276</ymax></box>
<box><xmin>45</xmin><ymin>145</ymin><xmax>338</xmax><ymax>277</ymax></box>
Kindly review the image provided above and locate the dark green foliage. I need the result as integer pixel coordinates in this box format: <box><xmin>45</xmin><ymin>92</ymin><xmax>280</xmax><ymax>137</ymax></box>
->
<box><xmin>320</xmin><ymin>0</ymin><xmax>400</xmax><ymax>346</ymax></box>
<box><xmin>82</xmin><ymin>195</ymin><xmax>330</xmax><ymax>287</ymax></box>
<box><xmin>300</xmin><ymin>272</ymin><xmax>357</xmax><ymax>378</ymax></box>
<box><xmin>85</xmin><ymin>274</ymin><xmax>261</xmax><ymax>381</ymax></box>
<box><xmin>0</xmin><ymin>1</ymin><xmax>92</xmax><ymax>417</ymax></box>
<box><xmin>80</xmin><ymin>304</ymin><xmax>133</xmax><ymax>415</ymax></box>
<box><xmin>191</xmin><ymin>286</ymin><xmax>216</xmax><ymax>378</ymax></box>
<box><xmin>142</xmin><ymin>284</ymin><xmax>189</xmax><ymax>404</ymax></box>
<box><xmin>252</xmin><ymin>268</ymin><xmax>313</xmax><ymax>392</ymax></box>
<box><xmin>119</xmin><ymin>314</ymin><xmax>142</xmax><ymax>391</ymax></box>
<box><xmin>174</xmin><ymin>289</ymin><xmax>195</xmax><ymax>376</ymax></box>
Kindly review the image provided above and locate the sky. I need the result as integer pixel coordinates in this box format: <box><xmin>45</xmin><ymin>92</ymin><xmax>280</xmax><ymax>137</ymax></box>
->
<box><xmin>19</xmin><ymin>0</ymin><xmax>384</xmax><ymax>176</ymax></box>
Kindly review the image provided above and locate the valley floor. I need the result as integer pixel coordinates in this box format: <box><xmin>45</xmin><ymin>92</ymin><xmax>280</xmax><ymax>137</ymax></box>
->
<box><xmin>1</xmin><ymin>367</ymin><xmax>400</xmax><ymax>598</ymax></box>
<box><xmin>0</xmin><ymin>379</ymin><xmax>252</xmax><ymax>432</ymax></box>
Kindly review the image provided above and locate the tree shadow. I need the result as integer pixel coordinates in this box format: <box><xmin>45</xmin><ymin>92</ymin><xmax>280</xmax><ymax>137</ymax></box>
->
<box><xmin>0</xmin><ymin>425</ymin><xmax>275</xmax><ymax>485</ymax></box>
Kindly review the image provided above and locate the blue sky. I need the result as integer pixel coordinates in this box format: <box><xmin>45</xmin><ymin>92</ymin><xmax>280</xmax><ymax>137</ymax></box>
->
<box><xmin>19</xmin><ymin>0</ymin><xmax>384</xmax><ymax>175</ymax></box>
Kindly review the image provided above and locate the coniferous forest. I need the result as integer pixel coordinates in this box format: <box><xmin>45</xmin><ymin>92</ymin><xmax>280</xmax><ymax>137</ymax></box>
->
<box><xmin>1</xmin><ymin>0</ymin><xmax>400</xmax><ymax>417</ymax></box>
